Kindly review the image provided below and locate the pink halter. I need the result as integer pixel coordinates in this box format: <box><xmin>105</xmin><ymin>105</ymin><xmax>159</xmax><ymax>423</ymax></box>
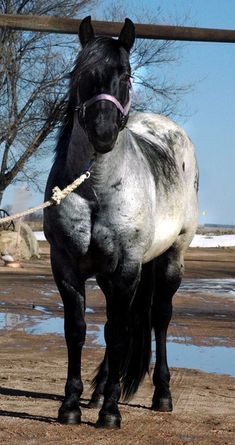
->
<box><xmin>83</xmin><ymin>92</ymin><xmax>132</xmax><ymax>116</ymax></box>
<box><xmin>77</xmin><ymin>77</ymin><xmax>133</xmax><ymax>120</ymax></box>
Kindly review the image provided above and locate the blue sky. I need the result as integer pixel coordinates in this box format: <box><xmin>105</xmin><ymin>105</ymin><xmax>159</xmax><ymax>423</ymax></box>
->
<box><xmin>2</xmin><ymin>0</ymin><xmax>235</xmax><ymax>225</ymax></box>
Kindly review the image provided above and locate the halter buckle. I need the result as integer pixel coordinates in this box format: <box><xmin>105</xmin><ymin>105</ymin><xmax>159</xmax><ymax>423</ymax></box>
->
<box><xmin>119</xmin><ymin>114</ymin><xmax>128</xmax><ymax>130</ymax></box>
<box><xmin>76</xmin><ymin>104</ymin><xmax>86</xmax><ymax>123</ymax></box>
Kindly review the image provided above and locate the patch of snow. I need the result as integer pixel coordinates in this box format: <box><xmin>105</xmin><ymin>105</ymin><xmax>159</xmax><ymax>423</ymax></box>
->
<box><xmin>190</xmin><ymin>234</ymin><xmax>235</xmax><ymax>248</ymax></box>
<box><xmin>34</xmin><ymin>231</ymin><xmax>46</xmax><ymax>241</ymax></box>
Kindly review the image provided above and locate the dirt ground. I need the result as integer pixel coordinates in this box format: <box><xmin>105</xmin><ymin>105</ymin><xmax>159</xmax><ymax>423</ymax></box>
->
<box><xmin>0</xmin><ymin>244</ymin><xmax>234</xmax><ymax>445</ymax></box>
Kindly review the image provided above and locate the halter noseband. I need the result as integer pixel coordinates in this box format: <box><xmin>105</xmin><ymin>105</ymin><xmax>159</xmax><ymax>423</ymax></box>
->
<box><xmin>76</xmin><ymin>77</ymin><xmax>133</xmax><ymax>130</ymax></box>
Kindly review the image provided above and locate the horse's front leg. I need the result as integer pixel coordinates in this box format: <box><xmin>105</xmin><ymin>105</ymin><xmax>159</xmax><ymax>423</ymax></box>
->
<box><xmin>88</xmin><ymin>274</ymin><xmax>112</xmax><ymax>409</ymax></box>
<box><xmin>51</xmin><ymin>250</ymin><xmax>86</xmax><ymax>424</ymax></box>
<box><xmin>96</xmin><ymin>263</ymin><xmax>141</xmax><ymax>429</ymax></box>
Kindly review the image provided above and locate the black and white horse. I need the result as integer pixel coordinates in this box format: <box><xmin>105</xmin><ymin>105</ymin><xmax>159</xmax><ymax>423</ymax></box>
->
<box><xmin>44</xmin><ymin>16</ymin><xmax>198</xmax><ymax>428</ymax></box>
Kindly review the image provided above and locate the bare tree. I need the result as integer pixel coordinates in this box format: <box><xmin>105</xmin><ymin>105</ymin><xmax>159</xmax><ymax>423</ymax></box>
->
<box><xmin>103</xmin><ymin>1</ymin><xmax>192</xmax><ymax>116</ymax></box>
<box><xmin>0</xmin><ymin>0</ymin><xmax>95</xmax><ymax>205</ymax></box>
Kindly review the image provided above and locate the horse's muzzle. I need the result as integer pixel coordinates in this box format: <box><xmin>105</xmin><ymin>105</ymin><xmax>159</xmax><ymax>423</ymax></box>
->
<box><xmin>93</xmin><ymin>139</ymin><xmax>116</xmax><ymax>154</ymax></box>
<box><xmin>90</xmin><ymin>125</ymin><xmax>119</xmax><ymax>153</ymax></box>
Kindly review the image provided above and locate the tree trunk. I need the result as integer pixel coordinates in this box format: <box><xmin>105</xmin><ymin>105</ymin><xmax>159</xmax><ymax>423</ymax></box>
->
<box><xmin>0</xmin><ymin>189</ymin><xmax>3</xmax><ymax>207</ymax></box>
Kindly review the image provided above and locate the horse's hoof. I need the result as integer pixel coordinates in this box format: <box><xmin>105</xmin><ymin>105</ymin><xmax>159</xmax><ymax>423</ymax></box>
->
<box><xmin>58</xmin><ymin>409</ymin><xmax>81</xmax><ymax>424</ymax></box>
<box><xmin>87</xmin><ymin>394</ymin><xmax>104</xmax><ymax>409</ymax></box>
<box><xmin>151</xmin><ymin>397</ymin><xmax>173</xmax><ymax>412</ymax></box>
<box><xmin>95</xmin><ymin>413</ymin><xmax>121</xmax><ymax>429</ymax></box>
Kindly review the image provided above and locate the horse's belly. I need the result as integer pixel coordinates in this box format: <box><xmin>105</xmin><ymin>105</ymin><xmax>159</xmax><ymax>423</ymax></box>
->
<box><xmin>143</xmin><ymin>219</ymin><xmax>182</xmax><ymax>263</ymax></box>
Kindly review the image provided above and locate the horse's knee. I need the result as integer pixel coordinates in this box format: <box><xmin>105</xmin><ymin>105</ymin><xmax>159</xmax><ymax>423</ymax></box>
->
<box><xmin>155</xmin><ymin>248</ymin><xmax>184</xmax><ymax>279</ymax></box>
<box><xmin>65</xmin><ymin>319</ymin><xmax>86</xmax><ymax>344</ymax></box>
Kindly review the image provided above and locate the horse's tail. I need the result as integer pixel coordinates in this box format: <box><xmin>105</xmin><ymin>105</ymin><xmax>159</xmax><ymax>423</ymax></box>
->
<box><xmin>120</xmin><ymin>261</ymin><xmax>153</xmax><ymax>401</ymax></box>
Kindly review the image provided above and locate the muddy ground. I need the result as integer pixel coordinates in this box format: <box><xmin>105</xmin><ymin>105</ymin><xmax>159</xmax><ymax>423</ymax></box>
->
<box><xmin>0</xmin><ymin>244</ymin><xmax>234</xmax><ymax>445</ymax></box>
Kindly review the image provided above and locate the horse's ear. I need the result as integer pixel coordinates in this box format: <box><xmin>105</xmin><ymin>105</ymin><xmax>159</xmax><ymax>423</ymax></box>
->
<box><xmin>118</xmin><ymin>18</ymin><xmax>135</xmax><ymax>52</ymax></box>
<box><xmin>79</xmin><ymin>16</ymin><xmax>95</xmax><ymax>47</ymax></box>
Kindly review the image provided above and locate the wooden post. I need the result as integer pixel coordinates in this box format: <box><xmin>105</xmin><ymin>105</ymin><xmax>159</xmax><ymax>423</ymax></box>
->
<box><xmin>0</xmin><ymin>14</ymin><xmax>235</xmax><ymax>43</ymax></box>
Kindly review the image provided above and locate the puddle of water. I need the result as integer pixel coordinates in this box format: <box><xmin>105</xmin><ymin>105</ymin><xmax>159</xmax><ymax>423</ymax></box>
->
<box><xmin>0</xmin><ymin>307</ymin><xmax>94</xmax><ymax>333</ymax></box>
<box><xmin>166</xmin><ymin>342</ymin><xmax>235</xmax><ymax>377</ymax></box>
<box><xmin>40</xmin><ymin>289</ymin><xmax>59</xmax><ymax>297</ymax></box>
<box><xmin>0</xmin><ymin>288</ymin><xmax>13</xmax><ymax>295</ymax></box>
<box><xmin>88</xmin><ymin>324</ymin><xmax>105</xmax><ymax>346</ymax></box>
<box><xmin>1</xmin><ymin>275</ymin><xmax>235</xmax><ymax>378</ymax></box>
<box><xmin>27</xmin><ymin>317</ymin><xmax>64</xmax><ymax>336</ymax></box>
<box><xmin>87</xmin><ymin>277</ymin><xmax>235</xmax><ymax>297</ymax></box>
<box><xmin>85</xmin><ymin>277</ymin><xmax>235</xmax><ymax>297</ymax></box>
<box><xmin>0</xmin><ymin>311</ymin><xmax>234</xmax><ymax>378</ymax></box>
<box><xmin>86</xmin><ymin>278</ymin><xmax>100</xmax><ymax>291</ymax></box>
<box><xmin>2</xmin><ymin>278</ymin><xmax>234</xmax><ymax>301</ymax></box>
<box><xmin>33</xmin><ymin>305</ymin><xmax>53</xmax><ymax>314</ymax></box>
<box><xmin>86</xmin><ymin>308</ymin><xmax>94</xmax><ymax>314</ymax></box>
<box><xmin>180</xmin><ymin>278</ymin><xmax>235</xmax><ymax>298</ymax></box>
<box><xmin>168</xmin><ymin>335</ymin><xmax>192</xmax><ymax>344</ymax></box>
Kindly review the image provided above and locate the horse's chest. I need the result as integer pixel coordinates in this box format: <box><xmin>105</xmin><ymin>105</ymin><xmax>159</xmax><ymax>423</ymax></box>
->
<box><xmin>91</xmin><ymin>200</ymin><xmax>145</xmax><ymax>257</ymax></box>
<box><xmin>50</xmin><ymin>194</ymin><xmax>92</xmax><ymax>255</ymax></box>
<box><xmin>50</xmin><ymin>190</ymin><xmax>145</xmax><ymax>275</ymax></box>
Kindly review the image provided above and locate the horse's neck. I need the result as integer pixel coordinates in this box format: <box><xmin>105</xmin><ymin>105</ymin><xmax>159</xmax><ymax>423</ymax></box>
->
<box><xmin>66</xmin><ymin>115</ymin><xmax>127</xmax><ymax>189</ymax></box>
<box><xmin>65</xmin><ymin>115</ymin><xmax>94</xmax><ymax>179</ymax></box>
<box><xmin>91</xmin><ymin>131</ymin><xmax>127</xmax><ymax>191</ymax></box>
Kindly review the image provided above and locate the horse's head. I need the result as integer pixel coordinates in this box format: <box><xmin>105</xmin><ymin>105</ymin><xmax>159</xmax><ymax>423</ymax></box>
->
<box><xmin>75</xmin><ymin>16</ymin><xmax>135</xmax><ymax>153</ymax></box>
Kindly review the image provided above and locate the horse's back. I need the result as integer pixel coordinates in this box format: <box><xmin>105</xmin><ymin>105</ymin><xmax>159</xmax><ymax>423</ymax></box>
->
<box><xmin>127</xmin><ymin>112</ymin><xmax>198</xmax><ymax>200</ymax></box>
<box><xmin>127</xmin><ymin>112</ymin><xmax>195</xmax><ymax>162</ymax></box>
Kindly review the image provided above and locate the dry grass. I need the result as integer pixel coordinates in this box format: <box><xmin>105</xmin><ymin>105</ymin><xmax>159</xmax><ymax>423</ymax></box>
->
<box><xmin>197</xmin><ymin>226</ymin><xmax>235</xmax><ymax>235</ymax></box>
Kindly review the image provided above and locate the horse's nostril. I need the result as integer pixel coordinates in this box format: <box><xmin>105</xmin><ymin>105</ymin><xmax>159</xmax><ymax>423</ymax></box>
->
<box><xmin>93</xmin><ymin>125</ymin><xmax>119</xmax><ymax>146</ymax></box>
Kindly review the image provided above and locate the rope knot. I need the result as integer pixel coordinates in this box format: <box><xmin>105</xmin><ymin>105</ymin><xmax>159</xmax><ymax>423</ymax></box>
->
<box><xmin>51</xmin><ymin>172</ymin><xmax>90</xmax><ymax>205</ymax></box>
<box><xmin>51</xmin><ymin>186</ymin><xmax>64</xmax><ymax>205</ymax></box>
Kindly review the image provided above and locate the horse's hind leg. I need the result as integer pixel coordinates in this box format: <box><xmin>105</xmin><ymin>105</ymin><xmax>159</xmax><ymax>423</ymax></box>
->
<box><xmin>51</xmin><ymin>248</ymin><xmax>86</xmax><ymax>424</ymax></box>
<box><xmin>88</xmin><ymin>350</ymin><xmax>108</xmax><ymax>408</ymax></box>
<box><xmin>151</xmin><ymin>246</ymin><xmax>184</xmax><ymax>412</ymax></box>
